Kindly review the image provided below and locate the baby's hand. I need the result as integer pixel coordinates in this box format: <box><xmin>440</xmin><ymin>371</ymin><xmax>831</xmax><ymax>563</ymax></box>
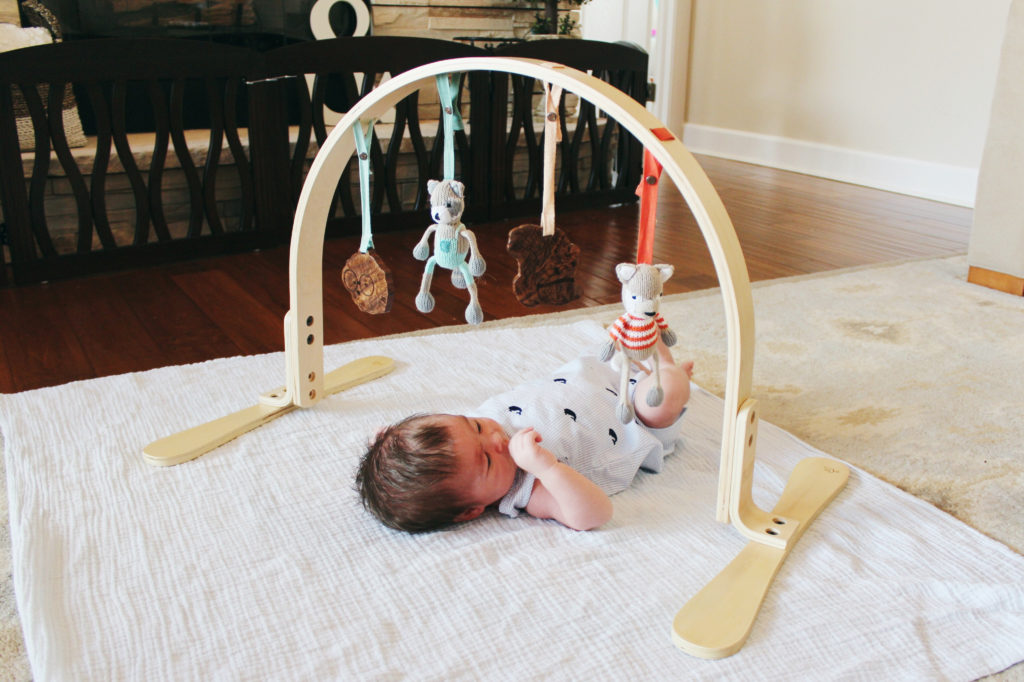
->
<box><xmin>509</xmin><ymin>427</ymin><xmax>558</xmax><ymax>476</ymax></box>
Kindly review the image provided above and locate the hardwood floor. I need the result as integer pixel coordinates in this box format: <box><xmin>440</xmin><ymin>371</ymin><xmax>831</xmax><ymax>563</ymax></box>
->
<box><xmin>0</xmin><ymin>155</ymin><xmax>972</xmax><ymax>393</ymax></box>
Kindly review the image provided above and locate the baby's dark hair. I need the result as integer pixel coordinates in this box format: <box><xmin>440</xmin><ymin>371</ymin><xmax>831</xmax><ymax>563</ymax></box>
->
<box><xmin>355</xmin><ymin>414</ymin><xmax>468</xmax><ymax>533</ymax></box>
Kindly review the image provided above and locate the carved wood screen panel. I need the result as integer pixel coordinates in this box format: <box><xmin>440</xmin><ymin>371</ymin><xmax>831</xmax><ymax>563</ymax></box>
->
<box><xmin>0</xmin><ymin>37</ymin><xmax>648</xmax><ymax>286</ymax></box>
<box><xmin>0</xmin><ymin>39</ymin><xmax>263</xmax><ymax>285</ymax></box>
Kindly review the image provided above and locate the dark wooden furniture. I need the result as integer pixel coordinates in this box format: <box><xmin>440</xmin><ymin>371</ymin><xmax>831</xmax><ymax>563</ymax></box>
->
<box><xmin>0</xmin><ymin>155</ymin><xmax>974</xmax><ymax>394</ymax></box>
<box><xmin>0</xmin><ymin>36</ymin><xmax>648</xmax><ymax>286</ymax></box>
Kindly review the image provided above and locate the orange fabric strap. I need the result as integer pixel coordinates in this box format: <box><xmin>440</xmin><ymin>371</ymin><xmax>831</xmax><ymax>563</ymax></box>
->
<box><xmin>635</xmin><ymin>147</ymin><xmax>663</xmax><ymax>264</ymax></box>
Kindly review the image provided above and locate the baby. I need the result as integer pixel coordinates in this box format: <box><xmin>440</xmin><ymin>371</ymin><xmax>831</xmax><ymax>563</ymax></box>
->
<box><xmin>356</xmin><ymin>339</ymin><xmax>694</xmax><ymax>533</ymax></box>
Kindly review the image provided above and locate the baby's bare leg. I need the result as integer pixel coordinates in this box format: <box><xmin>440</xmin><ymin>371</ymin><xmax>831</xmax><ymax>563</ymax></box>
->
<box><xmin>634</xmin><ymin>340</ymin><xmax>694</xmax><ymax>429</ymax></box>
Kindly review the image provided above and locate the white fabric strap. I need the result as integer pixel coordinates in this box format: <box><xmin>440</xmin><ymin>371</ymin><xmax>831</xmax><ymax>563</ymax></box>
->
<box><xmin>353</xmin><ymin>118</ymin><xmax>377</xmax><ymax>253</ymax></box>
<box><xmin>541</xmin><ymin>82</ymin><xmax>563</xmax><ymax>236</ymax></box>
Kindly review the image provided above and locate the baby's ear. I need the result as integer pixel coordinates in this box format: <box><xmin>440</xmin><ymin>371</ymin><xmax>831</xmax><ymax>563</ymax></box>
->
<box><xmin>453</xmin><ymin>506</ymin><xmax>485</xmax><ymax>523</ymax></box>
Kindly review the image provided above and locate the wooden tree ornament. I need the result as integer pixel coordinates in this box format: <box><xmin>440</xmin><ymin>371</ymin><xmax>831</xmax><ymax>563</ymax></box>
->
<box><xmin>507</xmin><ymin>81</ymin><xmax>582</xmax><ymax>307</ymax></box>
<box><xmin>341</xmin><ymin>118</ymin><xmax>394</xmax><ymax>315</ymax></box>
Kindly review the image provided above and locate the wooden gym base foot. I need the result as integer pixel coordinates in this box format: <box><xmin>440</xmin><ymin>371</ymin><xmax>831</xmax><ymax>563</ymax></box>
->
<box><xmin>143</xmin><ymin>356</ymin><xmax>395</xmax><ymax>467</ymax></box>
<box><xmin>967</xmin><ymin>265</ymin><xmax>1024</xmax><ymax>297</ymax></box>
<box><xmin>672</xmin><ymin>457</ymin><xmax>849</xmax><ymax>659</ymax></box>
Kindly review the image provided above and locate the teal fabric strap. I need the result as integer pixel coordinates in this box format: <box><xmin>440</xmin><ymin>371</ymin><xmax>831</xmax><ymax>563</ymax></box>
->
<box><xmin>435</xmin><ymin>73</ymin><xmax>464</xmax><ymax>181</ymax></box>
<box><xmin>353</xmin><ymin>118</ymin><xmax>376</xmax><ymax>253</ymax></box>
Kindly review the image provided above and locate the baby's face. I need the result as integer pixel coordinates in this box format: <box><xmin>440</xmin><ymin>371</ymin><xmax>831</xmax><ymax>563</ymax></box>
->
<box><xmin>436</xmin><ymin>414</ymin><xmax>517</xmax><ymax>510</ymax></box>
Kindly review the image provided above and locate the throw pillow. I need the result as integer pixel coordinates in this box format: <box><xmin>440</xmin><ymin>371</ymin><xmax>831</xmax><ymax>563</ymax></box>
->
<box><xmin>0</xmin><ymin>22</ymin><xmax>87</xmax><ymax>150</ymax></box>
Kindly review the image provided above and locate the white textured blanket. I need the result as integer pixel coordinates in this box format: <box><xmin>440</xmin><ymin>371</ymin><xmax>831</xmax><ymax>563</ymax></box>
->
<box><xmin>3</xmin><ymin>320</ymin><xmax>1024</xmax><ymax>680</ymax></box>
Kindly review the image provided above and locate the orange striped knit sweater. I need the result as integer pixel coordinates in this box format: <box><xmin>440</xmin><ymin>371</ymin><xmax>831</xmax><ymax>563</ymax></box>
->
<box><xmin>608</xmin><ymin>313</ymin><xmax>668</xmax><ymax>354</ymax></box>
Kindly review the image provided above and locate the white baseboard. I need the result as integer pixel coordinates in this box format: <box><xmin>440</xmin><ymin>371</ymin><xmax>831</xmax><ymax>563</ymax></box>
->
<box><xmin>682</xmin><ymin>123</ymin><xmax>977</xmax><ymax>208</ymax></box>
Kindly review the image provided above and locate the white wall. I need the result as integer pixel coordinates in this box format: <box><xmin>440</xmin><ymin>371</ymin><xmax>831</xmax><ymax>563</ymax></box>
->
<box><xmin>581</xmin><ymin>0</ymin><xmax>691</xmax><ymax>141</ymax></box>
<box><xmin>581</xmin><ymin>0</ymin><xmax>1011</xmax><ymax>207</ymax></box>
<box><xmin>968</xmin><ymin>0</ymin><xmax>1024</xmax><ymax>279</ymax></box>
<box><xmin>581</xmin><ymin>0</ymin><xmax>652</xmax><ymax>48</ymax></box>
<box><xmin>683</xmin><ymin>0</ymin><xmax>1012</xmax><ymax>206</ymax></box>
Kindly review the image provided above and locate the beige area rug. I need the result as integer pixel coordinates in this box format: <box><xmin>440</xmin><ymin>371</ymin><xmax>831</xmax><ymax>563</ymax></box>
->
<box><xmin>1</xmin><ymin>253</ymin><xmax>1022</xmax><ymax>680</ymax></box>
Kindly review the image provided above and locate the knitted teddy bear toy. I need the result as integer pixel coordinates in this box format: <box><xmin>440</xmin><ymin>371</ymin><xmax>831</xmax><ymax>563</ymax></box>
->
<box><xmin>598</xmin><ymin>262</ymin><xmax>678</xmax><ymax>423</ymax></box>
<box><xmin>412</xmin><ymin>179</ymin><xmax>487</xmax><ymax>324</ymax></box>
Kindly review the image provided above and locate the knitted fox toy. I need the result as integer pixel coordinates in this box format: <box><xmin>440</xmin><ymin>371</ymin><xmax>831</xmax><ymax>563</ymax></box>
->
<box><xmin>598</xmin><ymin>262</ymin><xmax>678</xmax><ymax>423</ymax></box>
<box><xmin>412</xmin><ymin>179</ymin><xmax>487</xmax><ymax>324</ymax></box>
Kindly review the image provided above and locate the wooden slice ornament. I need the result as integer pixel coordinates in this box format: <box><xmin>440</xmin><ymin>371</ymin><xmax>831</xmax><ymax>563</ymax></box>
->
<box><xmin>508</xmin><ymin>81</ymin><xmax>582</xmax><ymax>307</ymax></box>
<box><xmin>342</xmin><ymin>250</ymin><xmax>394</xmax><ymax>314</ymax></box>
<box><xmin>342</xmin><ymin>118</ymin><xmax>395</xmax><ymax>314</ymax></box>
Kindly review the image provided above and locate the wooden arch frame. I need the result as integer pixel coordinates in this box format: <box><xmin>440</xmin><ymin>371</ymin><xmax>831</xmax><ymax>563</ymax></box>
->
<box><xmin>282</xmin><ymin>56</ymin><xmax>765</xmax><ymax>535</ymax></box>
<box><xmin>145</xmin><ymin>57</ymin><xmax>848</xmax><ymax>658</ymax></box>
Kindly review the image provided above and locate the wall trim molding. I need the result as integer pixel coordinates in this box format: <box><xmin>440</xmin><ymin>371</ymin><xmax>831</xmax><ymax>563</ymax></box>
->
<box><xmin>682</xmin><ymin>123</ymin><xmax>977</xmax><ymax>207</ymax></box>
